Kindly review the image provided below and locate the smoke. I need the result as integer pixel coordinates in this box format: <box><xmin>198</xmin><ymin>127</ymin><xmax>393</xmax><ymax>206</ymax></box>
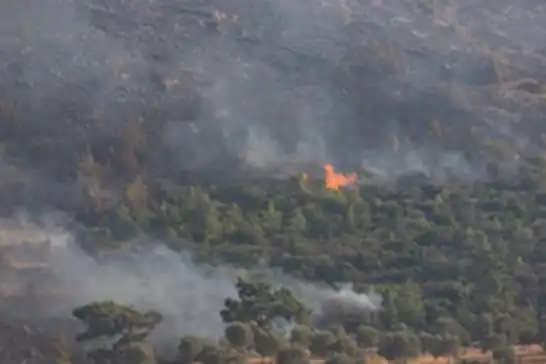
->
<box><xmin>359</xmin><ymin>149</ymin><xmax>486</xmax><ymax>185</ymax></box>
<box><xmin>1</xmin><ymin>0</ymin><xmax>544</xmax><ymax>194</ymax></box>
<box><xmin>247</xmin><ymin>270</ymin><xmax>382</xmax><ymax>332</ymax></box>
<box><xmin>4</xmin><ymin>0</ymin><xmax>546</xmax><ymax>356</ymax></box>
<box><xmin>2</xmin><ymin>0</ymin><xmax>545</xmax><ymax>349</ymax></box>
<box><xmin>0</xmin><ymin>0</ymin><xmax>345</xmax><ymax>174</ymax></box>
<box><xmin>323</xmin><ymin>283</ymin><xmax>382</xmax><ymax>313</ymax></box>
<box><xmin>48</xmin><ymin>236</ymin><xmax>238</xmax><ymax>341</ymax></box>
<box><xmin>0</xmin><ymin>217</ymin><xmax>381</xmax><ymax>348</ymax></box>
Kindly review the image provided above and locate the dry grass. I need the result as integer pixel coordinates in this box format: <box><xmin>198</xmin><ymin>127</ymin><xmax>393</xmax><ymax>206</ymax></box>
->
<box><xmin>246</xmin><ymin>345</ymin><xmax>546</xmax><ymax>364</ymax></box>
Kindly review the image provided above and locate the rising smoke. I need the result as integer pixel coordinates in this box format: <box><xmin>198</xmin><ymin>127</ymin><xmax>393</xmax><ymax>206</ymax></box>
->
<box><xmin>0</xmin><ymin>216</ymin><xmax>380</xmax><ymax>348</ymax></box>
<box><xmin>2</xmin><ymin>0</ymin><xmax>545</xmax><ymax>352</ymax></box>
<box><xmin>2</xmin><ymin>0</ymin><xmax>545</xmax><ymax>190</ymax></box>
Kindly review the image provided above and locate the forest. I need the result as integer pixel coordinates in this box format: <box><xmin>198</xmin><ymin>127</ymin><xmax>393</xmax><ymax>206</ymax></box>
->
<box><xmin>2</xmin><ymin>0</ymin><xmax>546</xmax><ymax>363</ymax></box>
<box><xmin>57</xmin><ymin>154</ymin><xmax>546</xmax><ymax>364</ymax></box>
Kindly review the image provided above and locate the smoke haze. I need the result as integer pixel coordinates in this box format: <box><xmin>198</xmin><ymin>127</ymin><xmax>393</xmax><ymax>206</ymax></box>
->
<box><xmin>0</xmin><ymin>217</ymin><xmax>380</xmax><ymax>348</ymax></box>
<box><xmin>2</xmin><ymin>0</ymin><xmax>546</xmax><ymax>353</ymax></box>
<box><xmin>1</xmin><ymin>0</ymin><xmax>546</xmax><ymax>194</ymax></box>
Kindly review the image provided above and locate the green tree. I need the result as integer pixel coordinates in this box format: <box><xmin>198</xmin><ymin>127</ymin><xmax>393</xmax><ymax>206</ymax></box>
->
<box><xmin>380</xmin><ymin>289</ymin><xmax>398</xmax><ymax>330</ymax></box>
<box><xmin>481</xmin><ymin>333</ymin><xmax>507</xmax><ymax>353</ymax></box>
<box><xmin>252</xmin><ymin>324</ymin><xmax>286</xmax><ymax>359</ymax></box>
<box><xmin>290</xmin><ymin>325</ymin><xmax>314</xmax><ymax>349</ymax></box>
<box><xmin>329</xmin><ymin>329</ymin><xmax>361</xmax><ymax>358</ymax></box>
<box><xmin>421</xmin><ymin>333</ymin><xmax>460</xmax><ymax>360</ymax></box>
<box><xmin>276</xmin><ymin>345</ymin><xmax>310</xmax><ymax>364</ymax></box>
<box><xmin>116</xmin><ymin>342</ymin><xmax>157</xmax><ymax>364</ymax></box>
<box><xmin>72</xmin><ymin>301</ymin><xmax>162</xmax><ymax>364</ymax></box>
<box><xmin>473</xmin><ymin>313</ymin><xmax>494</xmax><ymax>342</ymax></box>
<box><xmin>432</xmin><ymin>317</ymin><xmax>467</xmax><ymax>342</ymax></box>
<box><xmin>220</xmin><ymin>278</ymin><xmax>310</xmax><ymax>328</ymax></box>
<box><xmin>178</xmin><ymin>335</ymin><xmax>206</xmax><ymax>364</ymax></box>
<box><xmin>195</xmin><ymin>344</ymin><xmax>226</xmax><ymax>364</ymax></box>
<box><xmin>72</xmin><ymin>301</ymin><xmax>162</xmax><ymax>344</ymax></box>
<box><xmin>288</xmin><ymin>208</ymin><xmax>307</xmax><ymax>234</ymax></box>
<box><xmin>225</xmin><ymin>322</ymin><xmax>254</xmax><ymax>350</ymax></box>
<box><xmin>395</xmin><ymin>281</ymin><xmax>425</xmax><ymax>327</ymax></box>
<box><xmin>378</xmin><ymin>330</ymin><xmax>421</xmax><ymax>363</ymax></box>
<box><xmin>262</xmin><ymin>200</ymin><xmax>283</xmax><ymax>233</ymax></box>
<box><xmin>356</xmin><ymin>325</ymin><xmax>380</xmax><ymax>349</ymax></box>
<box><xmin>310</xmin><ymin>330</ymin><xmax>337</xmax><ymax>358</ymax></box>
<box><xmin>492</xmin><ymin>346</ymin><xmax>516</xmax><ymax>364</ymax></box>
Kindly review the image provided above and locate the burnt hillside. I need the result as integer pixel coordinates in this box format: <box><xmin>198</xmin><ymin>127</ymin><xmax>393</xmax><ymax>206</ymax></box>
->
<box><xmin>1</xmin><ymin>0</ymin><xmax>546</xmax><ymax>212</ymax></box>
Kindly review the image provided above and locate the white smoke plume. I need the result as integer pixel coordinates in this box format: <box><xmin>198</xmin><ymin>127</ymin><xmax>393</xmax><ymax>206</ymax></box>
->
<box><xmin>0</xmin><ymin>217</ymin><xmax>381</xmax><ymax>348</ymax></box>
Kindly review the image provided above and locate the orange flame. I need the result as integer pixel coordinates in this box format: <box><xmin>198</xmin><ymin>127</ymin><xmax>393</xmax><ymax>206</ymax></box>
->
<box><xmin>323</xmin><ymin>164</ymin><xmax>357</xmax><ymax>190</ymax></box>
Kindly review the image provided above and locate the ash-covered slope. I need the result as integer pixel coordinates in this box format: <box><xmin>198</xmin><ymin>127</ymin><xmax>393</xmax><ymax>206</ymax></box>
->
<box><xmin>1</xmin><ymin>0</ymin><xmax>546</xmax><ymax>210</ymax></box>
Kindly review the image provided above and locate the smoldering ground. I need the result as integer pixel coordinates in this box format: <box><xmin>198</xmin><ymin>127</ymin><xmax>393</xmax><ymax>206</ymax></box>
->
<box><xmin>2</xmin><ymin>0</ymin><xmax>546</xmax><ymax>193</ymax></box>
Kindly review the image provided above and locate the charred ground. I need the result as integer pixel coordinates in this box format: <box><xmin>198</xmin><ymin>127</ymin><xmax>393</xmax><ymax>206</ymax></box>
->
<box><xmin>2</xmin><ymin>0</ymin><xmax>546</xmax><ymax>193</ymax></box>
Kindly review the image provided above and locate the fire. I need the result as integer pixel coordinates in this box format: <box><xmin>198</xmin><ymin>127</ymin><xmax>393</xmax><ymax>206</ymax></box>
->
<box><xmin>323</xmin><ymin>164</ymin><xmax>357</xmax><ymax>190</ymax></box>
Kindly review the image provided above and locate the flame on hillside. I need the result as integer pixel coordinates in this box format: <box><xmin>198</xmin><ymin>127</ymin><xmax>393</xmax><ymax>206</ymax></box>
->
<box><xmin>323</xmin><ymin>164</ymin><xmax>357</xmax><ymax>190</ymax></box>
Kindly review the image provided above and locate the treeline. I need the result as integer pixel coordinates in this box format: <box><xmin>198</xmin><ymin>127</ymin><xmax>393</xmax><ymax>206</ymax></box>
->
<box><xmin>74</xmin><ymin>152</ymin><xmax>546</xmax><ymax>354</ymax></box>
<box><xmin>70</xmin><ymin>278</ymin><xmax>519</xmax><ymax>364</ymax></box>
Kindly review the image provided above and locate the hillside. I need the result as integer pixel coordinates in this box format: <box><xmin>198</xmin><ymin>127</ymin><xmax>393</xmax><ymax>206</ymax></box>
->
<box><xmin>1</xmin><ymin>0</ymin><xmax>546</xmax><ymax>201</ymax></box>
<box><xmin>2</xmin><ymin>0</ymin><xmax>546</xmax><ymax>363</ymax></box>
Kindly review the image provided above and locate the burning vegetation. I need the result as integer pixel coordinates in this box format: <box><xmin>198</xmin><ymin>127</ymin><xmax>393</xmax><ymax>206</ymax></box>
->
<box><xmin>323</xmin><ymin>164</ymin><xmax>357</xmax><ymax>191</ymax></box>
<box><xmin>4</xmin><ymin>0</ymin><xmax>546</xmax><ymax>363</ymax></box>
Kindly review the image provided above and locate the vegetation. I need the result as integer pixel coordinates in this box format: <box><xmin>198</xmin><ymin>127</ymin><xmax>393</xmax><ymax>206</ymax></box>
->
<box><xmin>55</xmin><ymin>150</ymin><xmax>546</xmax><ymax>364</ymax></box>
<box><xmin>73</xmin><ymin>154</ymin><xmax>546</xmax><ymax>347</ymax></box>
<box><xmin>3</xmin><ymin>0</ymin><xmax>546</xmax><ymax>363</ymax></box>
